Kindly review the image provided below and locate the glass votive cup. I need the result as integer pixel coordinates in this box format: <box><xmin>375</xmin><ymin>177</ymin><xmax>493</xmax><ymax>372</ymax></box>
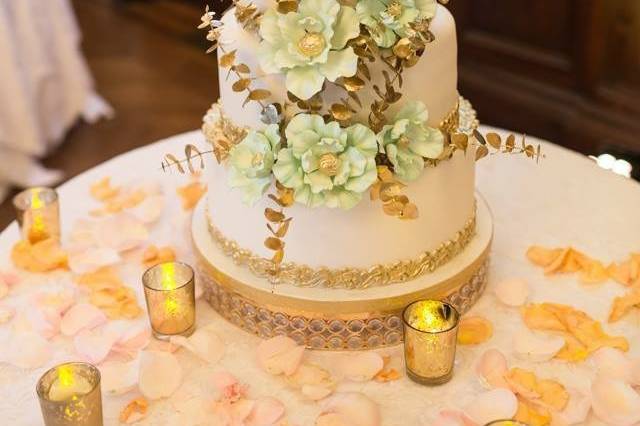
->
<box><xmin>402</xmin><ymin>299</ymin><xmax>460</xmax><ymax>385</ymax></box>
<box><xmin>142</xmin><ymin>261</ymin><xmax>196</xmax><ymax>340</ymax></box>
<box><xmin>484</xmin><ymin>421</ymin><xmax>529</xmax><ymax>426</ymax></box>
<box><xmin>13</xmin><ymin>187</ymin><xmax>60</xmax><ymax>244</ymax></box>
<box><xmin>36</xmin><ymin>362</ymin><xmax>103</xmax><ymax>426</ymax></box>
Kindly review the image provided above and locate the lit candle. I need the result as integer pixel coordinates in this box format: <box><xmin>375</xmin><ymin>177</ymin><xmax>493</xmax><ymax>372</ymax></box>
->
<box><xmin>402</xmin><ymin>299</ymin><xmax>460</xmax><ymax>385</ymax></box>
<box><xmin>36</xmin><ymin>362</ymin><xmax>103</xmax><ymax>426</ymax></box>
<box><xmin>13</xmin><ymin>187</ymin><xmax>60</xmax><ymax>244</ymax></box>
<box><xmin>142</xmin><ymin>261</ymin><xmax>196</xmax><ymax>340</ymax></box>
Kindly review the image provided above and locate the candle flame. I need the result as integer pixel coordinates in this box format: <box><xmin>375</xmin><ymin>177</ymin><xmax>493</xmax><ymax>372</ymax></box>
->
<box><xmin>57</xmin><ymin>365</ymin><xmax>75</xmax><ymax>388</ymax></box>
<box><xmin>160</xmin><ymin>263</ymin><xmax>176</xmax><ymax>290</ymax></box>
<box><xmin>28</xmin><ymin>189</ymin><xmax>48</xmax><ymax>243</ymax></box>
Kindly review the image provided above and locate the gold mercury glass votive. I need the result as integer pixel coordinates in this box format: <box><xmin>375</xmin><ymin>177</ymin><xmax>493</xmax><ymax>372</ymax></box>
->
<box><xmin>36</xmin><ymin>362</ymin><xmax>103</xmax><ymax>426</ymax></box>
<box><xmin>402</xmin><ymin>299</ymin><xmax>460</xmax><ymax>385</ymax></box>
<box><xmin>484</xmin><ymin>421</ymin><xmax>529</xmax><ymax>426</ymax></box>
<box><xmin>142</xmin><ymin>261</ymin><xmax>196</xmax><ymax>340</ymax></box>
<box><xmin>13</xmin><ymin>187</ymin><xmax>60</xmax><ymax>244</ymax></box>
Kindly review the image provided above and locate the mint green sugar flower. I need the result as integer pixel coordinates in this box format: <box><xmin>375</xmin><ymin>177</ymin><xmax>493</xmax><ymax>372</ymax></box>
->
<box><xmin>228</xmin><ymin>124</ymin><xmax>281</xmax><ymax>205</ymax></box>
<box><xmin>273</xmin><ymin>114</ymin><xmax>378</xmax><ymax>209</ymax></box>
<box><xmin>356</xmin><ymin>0</ymin><xmax>436</xmax><ymax>48</ymax></box>
<box><xmin>378</xmin><ymin>101</ymin><xmax>444</xmax><ymax>181</ymax></box>
<box><xmin>258</xmin><ymin>0</ymin><xmax>360</xmax><ymax>100</ymax></box>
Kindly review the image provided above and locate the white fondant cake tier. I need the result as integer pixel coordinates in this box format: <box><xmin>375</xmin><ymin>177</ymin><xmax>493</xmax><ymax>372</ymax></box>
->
<box><xmin>193</xmin><ymin>194</ymin><xmax>493</xmax><ymax>349</ymax></box>
<box><xmin>207</xmin><ymin>146</ymin><xmax>475</xmax><ymax>269</ymax></box>
<box><xmin>218</xmin><ymin>2</ymin><xmax>459</xmax><ymax>130</ymax></box>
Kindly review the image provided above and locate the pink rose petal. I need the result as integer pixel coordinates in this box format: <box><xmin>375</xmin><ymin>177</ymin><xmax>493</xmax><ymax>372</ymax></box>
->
<box><xmin>112</xmin><ymin>324</ymin><xmax>151</xmax><ymax>356</ymax></box>
<box><xmin>336</xmin><ymin>352</ymin><xmax>384</xmax><ymax>382</ymax></box>
<box><xmin>0</xmin><ymin>306</ymin><xmax>14</xmax><ymax>323</ymax></box>
<box><xmin>68</xmin><ymin>247</ymin><xmax>121</xmax><ymax>274</ymax></box>
<box><xmin>319</xmin><ymin>392</ymin><xmax>380</xmax><ymax>426</ymax></box>
<box><xmin>432</xmin><ymin>410</ymin><xmax>478</xmax><ymax>426</ymax></box>
<box><xmin>257</xmin><ymin>335</ymin><xmax>304</xmax><ymax>376</ymax></box>
<box><xmin>74</xmin><ymin>327</ymin><xmax>119</xmax><ymax>364</ymax></box>
<box><xmin>245</xmin><ymin>397</ymin><xmax>286</xmax><ymax>426</ymax></box>
<box><xmin>60</xmin><ymin>303</ymin><xmax>107</xmax><ymax>336</ymax></box>
<box><xmin>97</xmin><ymin>214</ymin><xmax>149</xmax><ymax>252</ymax></box>
<box><xmin>475</xmin><ymin>349</ymin><xmax>509</xmax><ymax>389</ymax></box>
<box><xmin>170</xmin><ymin>325</ymin><xmax>224</xmax><ymax>364</ymax></box>
<box><xmin>100</xmin><ymin>359</ymin><xmax>140</xmax><ymax>395</ymax></box>
<box><xmin>5</xmin><ymin>331</ymin><xmax>51</xmax><ymax>369</ymax></box>
<box><xmin>139</xmin><ymin>351</ymin><xmax>183</xmax><ymax>400</ymax></box>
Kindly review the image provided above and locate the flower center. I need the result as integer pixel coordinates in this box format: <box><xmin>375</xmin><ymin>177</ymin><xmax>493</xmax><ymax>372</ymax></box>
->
<box><xmin>385</xmin><ymin>1</ymin><xmax>403</xmax><ymax>18</ymax></box>
<box><xmin>251</xmin><ymin>152</ymin><xmax>264</xmax><ymax>168</ymax></box>
<box><xmin>297</xmin><ymin>32</ymin><xmax>326</xmax><ymax>58</ymax></box>
<box><xmin>319</xmin><ymin>153</ymin><xmax>340</xmax><ymax>177</ymax></box>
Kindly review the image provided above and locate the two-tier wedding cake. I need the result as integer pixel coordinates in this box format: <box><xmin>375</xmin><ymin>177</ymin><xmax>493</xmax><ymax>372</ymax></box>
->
<box><xmin>189</xmin><ymin>0</ymin><xmax>495</xmax><ymax>350</ymax></box>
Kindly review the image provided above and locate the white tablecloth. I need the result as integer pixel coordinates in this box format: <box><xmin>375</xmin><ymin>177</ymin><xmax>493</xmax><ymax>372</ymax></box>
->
<box><xmin>0</xmin><ymin>127</ymin><xmax>639</xmax><ymax>425</ymax></box>
<box><xmin>0</xmin><ymin>0</ymin><xmax>113</xmax><ymax>202</ymax></box>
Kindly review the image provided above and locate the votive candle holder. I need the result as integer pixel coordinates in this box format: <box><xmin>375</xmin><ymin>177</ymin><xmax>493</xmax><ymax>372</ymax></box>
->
<box><xmin>142</xmin><ymin>261</ymin><xmax>196</xmax><ymax>340</ymax></box>
<box><xmin>402</xmin><ymin>299</ymin><xmax>460</xmax><ymax>385</ymax></box>
<box><xmin>36</xmin><ymin>362</ymin><xmax>103</xmax><ymax>426</ymax></box>
<box><xmin>13</xmin><ymin>187</ymin><xmax>60</xmax><ymax>244</ymax></box>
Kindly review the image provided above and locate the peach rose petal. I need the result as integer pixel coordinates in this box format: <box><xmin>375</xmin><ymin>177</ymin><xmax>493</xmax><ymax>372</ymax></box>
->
<box><xmin>316</xmin><ymin>413</ymin><xmax>350</xmax><ymax>426</ymax></box>
<box><xmin>138</xmin><ymin>351</ymin><xmax>183</xmax><ymax>400</ymax></box>
<box><xmin>591</xmin><ymin>376</ymin><xmax>640</xmax><ymax>426</ymax></box>
<box><xmin>494</xmin><ymin>278</ymin><xmax>529</xmax><ymax>307</ymax></box>
<box><xmin>463</xmin><ymin>388</ymin><xmax>518</xmax><ymax>426</ymax></box>
<box><xmin>60</xmin><ymin>303</ymin><xmax>107</xmax><ymax>337</ymax></box>
<box><xmin>319</xmin><ymin>392</ymin><xmax>381</xmax><ymax>426</ymax></box>
<box><xmin>457</xmin><ymin>316</ymin><xmax>493</xmax><ymax>345</ymax></box>
<box><xmin>142</xmin><ymin>245</ymin><xmax>176</xmax><ymax>269</ymax></box>
<box><xmin>609</xmin><ymin>286</ymin><xmax>640</xmax><ymax>322</ymax></box>
<box><xmin>556</xmin><ymin>388</ymin><xmax>591</xmax><ymax>425</ymax></box>
<box><xmin>130</xmin><ymin>194</ymin><xmax>164</xmax><ymax>224</ymax></box>
<box><xmin>432</xmin><ymin>410</ymin><xmax>477</xmax><ymax>426</ymax></box>
<box><xmin>526</xmin><ymin>246</ymin><xmax>563</xmax><ymax>267</ymax></box>
<box><xmin>336</xmin><ymin>352</ymin><xmax>384</xmax><ymax>382</ymax></box>
<box><xmin>0</xmin><ymin>281</ymin><xmax>8</xmax><ymax>300</ymax></box>
<box><xmin>74</xmin><ymin>327</ymin><xmax>119</xmax><ymax>364</ymax></box>
<box><xmin>112</xmin><ymin>325</ymin><xmax>151</xmax><ymax>356</ymax></box>
<box><xmin>592</xmin><ymin>347</ymin><xmax>634</xmax><ymax>383</ymax></box>
<box><xmin>579</xmin><ymin>259</ymin><xmax>608</xmax><ymax>284</ymax></box>
<box><xmin>68</xmin><ymin>247</ymin><xmax>121</xmax><ymax>274</ymax></box>
<box><xmin>100</xmin><ymin>359</ymin><xmax>140</xmax><ymax>395</ymax></box>
<box><xmin>76</xmin><ymin>267</ymin><xmax>122</xmax><ymax>291</ymax></box>
<box><xmin>177</xmin><ymin>182</ymin><xmax>207</xmax><ymax>210</ymax></box>
<box><xmin>16</xmin><ymin>308</ymin><xmax>60</xmax><ymax>339</ymax></box>
<box><xmin>505</xmin><ymin>368</ymin><xmax>569</xmax><ymax>412</ymax></box>
<box><xmin>475</xmin><ymin>348</ymin><xmax>509</xmax><ymax>389</ymax></box>
<box><xmin>211</xmin><ymin>371</ymin><xmax>247</xmax><ymax>402</ymax></box>
<box><xmin>256</xmin><ymin>335</ymin><xmax>305</xmax><ymax>376</ymax></box>
<box><xmin>544</xmin><ymin>248</ymin><xmax>588</xmax><ymax>275</ymax></box>
<box><xmin>119</xmin><ymin>397</ymin><xmax>149</xmax><ymax>424</ymax></box>
<box><xmin>244</xmin><ymin>397</ymin><xmax>286</xmax><ymax>426</ymax></box>
<box><xmin>0</xmin><ymin>271</ymin><xmax>20</xmax><ymax>287</ymax></box>
<box><xmin>97</xmin><ymin>214</ymin><xmax>149</xmax><ymax>252</ymax></box>
<box><xmin>513</xmin><ymin>330</ymin><xmax>565</xmax><ymax>363</ymax></box>
<box><xmin>514</xmin><ymin>397</ymin><xmax>551</xmax><ymax>426</ymax></box>
<box><xmin>374</xmin><ymin>356</ymin><xmax>401</xmax><ymax>383</ymax></box>
<box><xmin>11</xmin><ymin>238</ymin><xmax>68</xmax><ymax>272</ymax></box>
<box><xmin>90</xmin><ymin>177</ymin><xmax>120</xmax><ymax>201</ymax></box>
<box><xmin>170</xmin><ymin>326</ymin><xmax>224</xmax><ymax>364</ymax></box>
<box><xmin>286</xmin><ymin>363</ymin><xmax>335</xmax><ymax>400</ymax></box>
<box><xmin>5</xmin><ymin>331</ymin><xmax>51</xmax><ymax>369</ymax></box>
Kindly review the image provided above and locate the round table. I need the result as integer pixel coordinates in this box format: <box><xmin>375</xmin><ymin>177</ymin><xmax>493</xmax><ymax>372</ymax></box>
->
<box><xmin>0</xmin><ymin>128</ymin><xmax>639</xmax><ymax>425</ymax></box>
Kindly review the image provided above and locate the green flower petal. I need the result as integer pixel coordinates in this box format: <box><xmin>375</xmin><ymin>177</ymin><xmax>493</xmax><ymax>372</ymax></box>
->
<box><xmin>409</xmin><ymin>127</ymin><xmax>444</xmax><ymax>159</ymax></box>
<box><xmin>331</xmin><ymin>6</ymin><xmax>360</xmax><ymax>49</ymax></box>
<box><xmin>285</xmin><ymin>66</ymin><xmax>325</xmax><ymax>100</ymax></box>
<box><xmin>304</xmin><ymin>170</ymin><xmax>334</xmax><ymax>194</ymax></box>
<box><xmin>341</xmin><ymin>146</ymin><xmax>367</xmax><ymax>177</ymax></box>
<box><xmin>324</xmin><ymin>188</ymin><xmax>361</xmax><ymax>209</ymax></box>
<box><xmin>291</xmin><ymin>130</ymin><xmax>321</xmax><ymax>158</ymax></box>
<box><xmin>371</xmin><ymin>27</ymin><xmax>397</xmax><ymax>48</ymax></box>
<box><xmin>273</xmin><ymin>148</ymin><xmax>304</xmax><ymax>188</ymax></box>
<box><xmin>415</xmin><ymin>0</ymin><xmax>437</xmax><ymax>18</ymax></box>
<box><xmin>345</xmin><ymin>123</ymin><xmax>378</xmax><ymax>155</ymax></box>
<box><xmin>395</xmin><ymin>101</ymin><xmax>428</xmax><ymax>123</ymax></box>
<box><xmin>318</xmin><ymin>47</ymin><xmax>358</xmax><ymax>82</ymax></box>
<box><xmin>259</xmin><ymin>10</ymin><xmax>283</xmax><ymax>45</ymax></box>
<box><xmin>298</xmin><ymin>0</ymin><xmax>340</xmax><ymax>21</ymax></box>
<box><xmin>344</xmin><ymin>158</ymin><xmax>378</xmax><ymax>193</ymax></box>
<box><xmin>356</xmin><ymin>0</ymin><xmax>386</xmax><ymax>21</ymax></box>
<box><xmin>258</xmin><ymin>42</ymin><xmax>284</xmax><ymax>74</ymax></box>
<box><xmin>294</xmin><ymin>185</ymin><xmax>325</xmax><ymax>207</ymax></box>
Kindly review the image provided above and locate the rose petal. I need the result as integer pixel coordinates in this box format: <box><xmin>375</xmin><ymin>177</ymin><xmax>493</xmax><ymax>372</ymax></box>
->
<box><xmin>505</xmin><ymin>367</ymin><xmax>569</xmax><ymax>412</ymax></box>
<box><xmin>513</xmin><ymin>330</ymin><xmax>565</xmax><ymax>363</ymax></box>
<box><xmin>4</xmin><ymin>331</ymin><xmax>51</xmax><ymax>369</ymax></box>
<box><xmin>74</xmin><ymin>327</ymin><xmax>119</xmax><ymax>364</ymax></box>
<box><xmin>245</xmin><ymin>397</ymin><xmax>286</xmax><ymax>426</ymax></box>
<box><xmin>463</xmin><ymin>389</ymin><xmax>518</xmax><ymax>425</ymax></box>
<box><xmin>494</xmin><ymin>278</ymin><xmax>529</xmax><ymax>307</ymax></box>
<box><xmin>119</xmin><ymin>397</ymin><xmax>149</xmax><ymax>424</ymax></box>
<box><xmin>60</xmin><ymin>303</ymin><xmax>107</xmax><ymax>336</ymax></box>
<box><xmin>139</xmin><ymin>351</ymin><xmax>183</xmax><ymax>400</ymax></box>
<box><xmin>457</xmin><ymin>316</ymin><xmax>493</xmax><ymax>345</ymax></box>
<box><xmin>68</xmin><ymin>247</ymin><xmax>121</xmax><ymax>274</ymax></box>
<box><xmin>336</xmin><ymin>352</ymin><xmax>384</xmax><ymax>382</ymax></box>
<box><xmin>257</xmin><ymin>335</ymin><xmax>304</xmax><ymax>376</ymax></box>
<box><xmin>319</xmin><ymin>392</ymin><xmax>380</xmax><ymax>426</ymax></box>
<box><xmin>170</xmin><ymin>326</ymin><xmax>224</xmax><ymax>364</ymax></box>
<box><xmin>475</xmin><ymin>348</ymin><xmax>509</xmax><ymax>389</ymax></box>
<box><xmin>0</xmin><ymin>306</ymin><xmax>14</xmax><ymax>323</ymax></box>
<box><xmin>432</xmin><ymin>410</ymin><xmax>477</xmax><ymax>426</ymax></box>
<box><xmin>100</xmin><ymin>359</ymin><xmax>140</xmax><ymax>395</ymax></box>
<box><xmin>177</xmin><ymin>182</ymin><xmax>207</xmax><ymax>210</ymax></box>
<box><xmin>591</xmin><ymin>376</ymin><xmax>640</xmax><ymax>426</ymax></box>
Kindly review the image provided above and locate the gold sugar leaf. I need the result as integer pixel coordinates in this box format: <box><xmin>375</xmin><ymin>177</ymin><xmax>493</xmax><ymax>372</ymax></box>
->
<box><xmin>402</xmin><ymin>203</ymin><xmax>419</xmax><ymax>220</ymax></box>
<box><xmin>394</xmin><ymin>194</ymin><xmax>409</xmax><ymax>205</ymax></box>
<box><xmin>525</xmin><ymin>144</ymin><xmax>536</xmax><ymax>158</ymax></box>
<box><xmin>184</xmin><ymin>144</ymin><xmax>205</xmax><ymax>173</ymax></box>
<box><xmin>377</xmin><ymin>165</ymin><xmax>394</xmax><ymax>182</ymax></box>
<box><xmin>232</xmin><ymin>78</ymin><xmax>252</xmax><ymax>92</ymax></box>
<box><xmin>475</xmin><ymin>145</ymin><xmax>489</xmax><ymax>161</ymax></box>
<box><xmin>275</xmin><ymin>218</ymin><xmax>292</xmax><ymax>238</ymax></box>
<box><xmin>264</xmin><ymin>237</ymin><xmax>284</xmax><ymax>251</ymax></box>
<box><xmin>343</xmin><ymin>76</ymin><xmax>365</xmax><ymax>92</ymax></box>
<box><xmin>505</xmin><ymin>134</ymin><xmax>516</xmax><ymax>152</ymax></box>
<box><xmin>392</xmin><ymin>38</ymin><xmax>413</xmax><ymax>59</ymax></box>
<box><xmin>233</xmin><ymin>63</ymin><xmax>251</xmax><ymax>74</ymax></box>
<box><xmin>369</xmin><ymin>181</ymin><xmax>381</xmax><ymax>201</ymax></box>
<box><xmin>380</xmin><ymin>182</ymin><xmax>405</xmax><ymax>202</ymax></box>
<box><xmin>265</xmin><ymin>208</ymin><xmax>285</xmax><ymax>223</ymax></box>
<box><xmin>451</xmin><ymin>133</ymin><xmax>469</xmax><ymax>151</ymax></box>
<box><xmin>219</xmin><ymin>50</ymin><xmax>237</xmax><ymax>68</ymax></box>
<box><xmin>347</xmin><ymin>91</ymin><xmax>362</xmax><ymax>108</ymax></box>
<box><xmin>277</xmin><ymin>0</ymin><xmax>298</xmax><ymax>13</ymax></box>
<box><xmin>474</xmin><ymin>129</ymin><xmax>487</xmax><ymax>146</ymax></box>
<box><xmin>272</xmin><ymin>249</ymin><xmax>284</xmax><ymax>264</ymax></box>
<box><xmin>331</xmin><ymin>103</ymin><xmax>352</xmax><ymax>121</ymax></box>
<box><xmin>383</xmin><ymin>200</ymin><xmax>404</xmax><ymax>217</ymax></box>
<box><xmin>161</xmin><ymin>154</ymin><xmax>186</xmax><ymax>174</ymax></box>
<box><xmin>248</xmin><ymin>89</ymin><xmax>272</xmax><ymax>101</ymax></box>
<box><xmin>486</xmin><ymin>132</ymin><xmax>502</xmax><ymax>149</ymax></box>
<box><xmin>358</xmin><ymin>62</ymin><xmax>371</xmax><ymax>80</ymax></box>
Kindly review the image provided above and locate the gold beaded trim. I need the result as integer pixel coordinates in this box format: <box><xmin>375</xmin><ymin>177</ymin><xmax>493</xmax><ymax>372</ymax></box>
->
<box><xmin>206</xmin><ymin>205</ymin><xmax>476</xmax><ymax>290</ymax></box>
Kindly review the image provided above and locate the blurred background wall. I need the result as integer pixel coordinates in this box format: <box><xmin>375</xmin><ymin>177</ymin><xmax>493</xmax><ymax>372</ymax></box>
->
<box><xmin>0</xmin><ymin>0</ymin><xmax>638</xmax><ymax>228</ymax></box>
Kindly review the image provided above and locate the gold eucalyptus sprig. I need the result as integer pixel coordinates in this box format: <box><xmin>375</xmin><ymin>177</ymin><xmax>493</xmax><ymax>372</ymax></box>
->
<box><xmin>264</xmin><ymin>183</ymin><xmax>294</xmax><ymax>275</ymax></box>
<box><xmin>162</xmin><ymin>145</ymin><xmax>213</xmax><ymax>174</ymax></box>
<box><xmin>234</xmin><ymin>0</ymin><xmax>262</xmax><ymax>31</ymax></box>
<box><xmin>449</xmin><ymin>131</ymin><xmax>544</xmax><ymax>163</ymax></box>
<box><xmin>370</xmin><ymin>166</ymin><xmax>419</xmax><ymax>220</ymax></box>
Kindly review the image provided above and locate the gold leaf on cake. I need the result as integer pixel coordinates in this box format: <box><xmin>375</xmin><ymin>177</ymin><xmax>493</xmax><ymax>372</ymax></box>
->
<box><xmin>475</xmin><ymin>145</ymin><xmax>489</xmax><ymax>161</ymax></box>
<box><xmin>330</xmin><ymin>103</ymin><xmax>352</xmax><ymax>121</ymax></box>
<box><xmin>277</xmin><ymin>0</ymin><xmax>298</xmax><ymax>13</ymax></box>
<box><xmin>264</xmin><ymin>208</ymin><xmax>285</xmax><ymax>223</ymax></box>
<box><xmin>450</xmin><ymin>133</ymin><xmax>468</xmax><ymax>152</ymax></box>
<box><xmin>486</xmin><ymin>132</ymin><xmax>502</xmax><ymax>149</ymax></box>
<box><xmin>342</xmin><ymin>75</ymin><xmax>365</xmax><ymax>92</ymax></box>
<box><xmin>233</xmin><ymin>63</ymin><xmax>251</xmax><ymax>74</ymax></box>
<box><xmin>392</xmin><ymin>38</ymin><xmax>413</xmax><ymax>59</ymax></box>
<box><xmin>264</xmin><ymin>237</ymin><xmax>284</xmax><ymax>251</ymax></box>
<box><xmin>505</xmin><ymin>134</ymin><xmax>516</xmax><ymax>152</ymax></box>
<box><xmin>232</xmin><ymin>78</ymin><xmax>252</xmax><ymax>92</ymax></box>
<box><xmin>248</xmin><ymin>89</ymin><xmax>272</xmax><ymax>101</ymax></box>
<box><xmin>272</xmin><ymin>249</ymin><xmax>284</xmax><ymax>264</ymax></box>
<box><xmin>219</xmin><ymin>50</ymin><xmax>237</xmax><ymax>68</ymax></box>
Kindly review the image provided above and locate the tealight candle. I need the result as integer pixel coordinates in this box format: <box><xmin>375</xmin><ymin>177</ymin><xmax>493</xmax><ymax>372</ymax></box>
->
<box><xmin>36</xmin><ymin>362</ymin><xmax>103</xmax><ymax>426</ymax></box>
<box><xmin>13</xmin><ymin>187</ymin><xmax>60</xmax><ymax>244</ymax></box>
<box><xmin>142</xmin><ymin>261</ymin><xmax>196</xmax><ymax>340</ymax></box>
<box><xmin>402</xmin><ymin>299</ymin><xmax>460</xmax><ymax>385</ymax></box>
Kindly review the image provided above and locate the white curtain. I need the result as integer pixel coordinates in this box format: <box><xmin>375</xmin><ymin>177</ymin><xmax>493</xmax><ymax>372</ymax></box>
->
<box><xmin>0</xmin><ymin>0</ymin><xmax>113</xmax><ymax>202</ymax></box>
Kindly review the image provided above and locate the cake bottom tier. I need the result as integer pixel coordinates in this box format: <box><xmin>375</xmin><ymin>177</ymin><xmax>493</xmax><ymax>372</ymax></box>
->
<box><xmin>192</xmin><ymin>194</ymin><xmax>493</xmax><ymax>351</ymax></box>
